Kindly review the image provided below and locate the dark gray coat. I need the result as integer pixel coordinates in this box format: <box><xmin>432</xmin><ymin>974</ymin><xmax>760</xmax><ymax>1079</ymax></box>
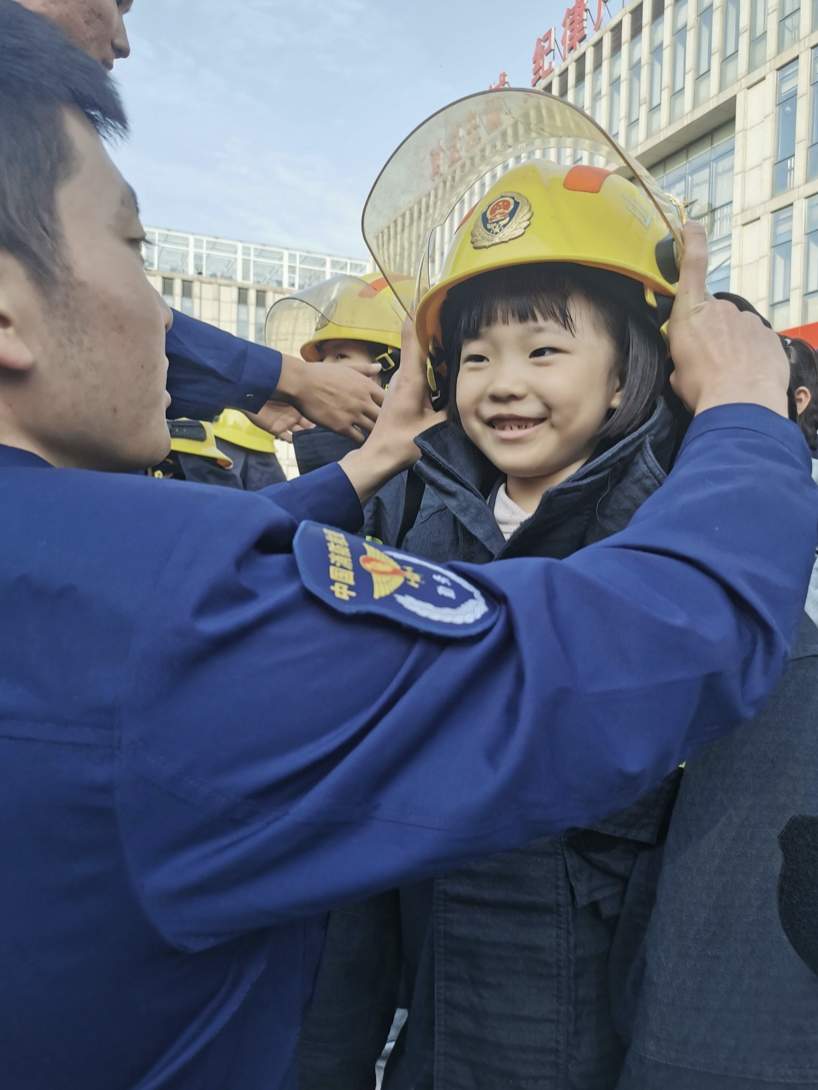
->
<box><xmin>300</xmin><ymin>403</ymin><xmax>686</xmax><ymax>1090</ymax></box>
<box><xmin>616</xmin><ymin>613</ymin><xmax>818</xmax><ymax>1090</ymax></box>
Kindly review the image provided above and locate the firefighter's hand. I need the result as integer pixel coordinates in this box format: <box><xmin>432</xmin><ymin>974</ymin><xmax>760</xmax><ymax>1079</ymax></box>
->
<box><xmin>247</xmin><ymin>401</ymin><xmax>313</xmax><ymax>440</ymax></box>
<box><xmin>339</xmin><ymin>319</ymin><xmax>445</xmax><ymax>503</ymax></box>
<box><xmin>274</xmin><ymin>353</ymin><xmax>384</xmax><ymax>439</ymax></box>
<box><xmin>668</xmin><ymin>221</ymin><xmax>789</xmax><ymax>417</ymax></box>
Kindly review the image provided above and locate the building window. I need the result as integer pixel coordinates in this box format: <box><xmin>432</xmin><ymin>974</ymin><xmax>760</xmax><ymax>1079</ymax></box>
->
<box><xmin>204</xmin><ymin>240</ymin><xmax>239</xmax><ymax>281</ymax></box>
<box><xmin>592</xmin><ymin>63</ymin><xmax>603</xmax><ymax>122</ymax></box>
<box><xmin>770</xmin><ymin>206</ymin><xmax>794</xmax><ymax>329</ymax></box>
<box><xmin>628</xmin><ymin>31</ymin><xmax>643</xmax><ymax>146</ymax></box>
<box><xmin>750</xmin><ymin>0</ymin><xmax>767</xmax><ymax>69</ymax></box>
<box><xmin>237</xmin><ymin>286</ymin><xmax>250</xmax><ymax>340</ymax></box>
<box><xmin>558</xmin><ymin>70</ymin><xmax>569</xmax><ymax>98</ymax></box>
<box><xmin>297</xmin><ymin>255</ymin><xmax>328</xmax><ymax>291</ymax></box>
<box><xmin>695</xmin><ymin>0</ymin><xmax>713</xmax><ymax>104</ymax></box>
<box><xmin>253</xmin><ymin>259</ymin><xmax>284</xmax><ymax>288</ymax></box>
<box><xmin>154</xmin><ymin>235</ymin><xmax>189</xmax><ymax>276</ymax></box>
<box><xmin>609</xmin><ymin>47</ymin><xmax>622</xmax><ymax>139</ymax></box>
<box><xmin>810</xmin><ymin>49</ymin><xmax>818</xmax><ymax>180</ymax></box>
<box><xmin>255</xmin><ymin>290</ymin><xmax>268</xmax><ymax>342</ymax></box>
<box><xmin>671</xmin><ymin>0</ymin><xmax>688</xmax><ymax>121</ymax></box>
<box><xmin>778</xmin><ymin>0</ymin><xmax>801</xmax><ymax>52</ymax></box>
<box><xmin>721</xmin><ymin>0</ymin><xmax>740</xmax><ymax>89</ymax></box>
<box><xmin>161</xmin><ymin>277</ymin><xmax>175</xmax><ymax>307</ymax></box>
<box><xmin>804</xmin><ymin>196</ymin><xmax>818</xmax><ymax>320</ymax></box>
<box><xmin>774</xmin><ymin>60</ymin><xmax>798</xmax><ymax>196</ymax></box>
<box><xmin>180</xmin><ymin>280</ymin><xmax>194</xmax><ymax>317</ymax></box>
<box><xmin>649</xmin><ymin>7</ymin><xmax>664</xmax><ymax>134</ymax></box>
<box><xmin>574</xmin><ymin>54</ymin><xmax>586</xmax><ymax>111</ymax></box>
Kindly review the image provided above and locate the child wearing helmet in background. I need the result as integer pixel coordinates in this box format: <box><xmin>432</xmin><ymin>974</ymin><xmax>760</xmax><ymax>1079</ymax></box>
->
<box><xmin>149</xmin><ymin>418</ymin><xmax>238</xmax><ymax>486</ymax></box>
<box><xmin>299</xmin><ymin>91</ymin><xmax>818</xmax><ymax>1089</ymax></box>
<box><xmin>149</xmin><ymin>411</ymin><xmax>287</xmax><ymax>490</ymax></box>
<box><xmin>210</xmin><ymin>409</ymin><xmax>287</xmax><ymax>488</ymax></box>
<box><xmin>266</xmin><ymin>272</ymin><xmax>403</xmax><ymax>477</ymax></box>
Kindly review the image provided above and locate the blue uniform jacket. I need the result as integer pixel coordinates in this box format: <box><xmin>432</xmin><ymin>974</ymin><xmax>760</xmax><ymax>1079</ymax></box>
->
<box><xmin>0</xmin><ymin>405</ymin><xmax>815</xmax><ymax>1090</ymax></box>
<box><xmin>165</xmin><ymin>310</ymin><xmax>281</xmax><ymax>420</ymax></box>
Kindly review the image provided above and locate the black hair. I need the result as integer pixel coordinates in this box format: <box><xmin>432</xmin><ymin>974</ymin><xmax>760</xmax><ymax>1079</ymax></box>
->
<box><xmin>784</xmin><ymin>336</ymin><xmax>818</xmax><ymax>451</ymax></box>
<box><xmin>0</xmin><ymin>0</ymin><xmax>128</xmax><ymax>287</ymax></box>
<box><xmin>436</xmin><ymin>263</ymin><xmax>667</xmax><ymax>443</ymax></box>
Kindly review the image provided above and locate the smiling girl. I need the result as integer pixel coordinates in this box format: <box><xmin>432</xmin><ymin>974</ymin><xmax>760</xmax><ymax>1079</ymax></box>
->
<box><xmin>298</xmin><ymin>156</ymin><xmax>687</xmax><ymax>1090</ymax></box>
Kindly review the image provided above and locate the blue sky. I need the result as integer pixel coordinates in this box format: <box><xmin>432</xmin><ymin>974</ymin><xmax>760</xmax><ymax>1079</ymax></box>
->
<box><xmin>112</xmin><ymin>0</ymin><xmax>575</xmax><ymax>259</ymax></box>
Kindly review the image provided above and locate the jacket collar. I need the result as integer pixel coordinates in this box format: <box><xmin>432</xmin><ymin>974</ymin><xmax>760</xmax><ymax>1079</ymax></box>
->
<box><xmin>413</xmin><ymin>401</ymin><xmax>680</xmax><ymax>560</ymax></box>
<box><xmin>0</xmin><ymin>445</ymin><xmax>53</xmax><ymax>469</ymax></box>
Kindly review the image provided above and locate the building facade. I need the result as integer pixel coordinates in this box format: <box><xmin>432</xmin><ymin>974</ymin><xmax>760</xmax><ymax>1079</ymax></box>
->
<box><xmin>143</xmin><ymin>227</ymin><xmax>371</xmax><ymax>476</ymax></box>
<box><xmin>537</xmin><ymin>0</ymin><xmax>818</xmax><ymax>341</ymax></box>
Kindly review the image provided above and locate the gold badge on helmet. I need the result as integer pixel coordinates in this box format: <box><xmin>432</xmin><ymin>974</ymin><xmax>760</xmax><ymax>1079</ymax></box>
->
<box><xmin>471</xmin><ymin>192</ymin><xmax>533</xmax><ymax>250</ymax></box>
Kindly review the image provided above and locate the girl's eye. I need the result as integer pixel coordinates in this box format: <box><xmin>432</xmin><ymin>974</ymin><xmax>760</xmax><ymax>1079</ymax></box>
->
<box><xmin>530</xmin><ymin>346</ymin><xmax>557</xmax><ymax>359</ymax></box>
<box><xmin>461</xmin><ymin>353</ymin><xmax>489</xmax><ymax>365</ymax></box>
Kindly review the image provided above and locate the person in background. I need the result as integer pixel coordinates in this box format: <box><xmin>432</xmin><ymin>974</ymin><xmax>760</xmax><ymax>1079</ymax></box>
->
<box><xmin>787</xmin><ymin>335</ymin><xmax>818</xmax><ymax>452</ymax></box>
<box><xmin>785</xmin><ymin>335</ymin><xmax>818</xmax><ymax>625</ymax></box>
<box><xmin>150</xmin><ymin>417</ymin><xmax>235</xmax><ymax>484</ymax></box>
<box><xmin>151</xmin><ymin>410</ymin><xmax>290</xmax><ymax>490</ymax></box>
<box><xmin>611</xmin><ymin>351</ymin><xmax>818</xmax><ymax>1090</ymax></box>
<box><xmin>211</xmin><ymin>408</ymin><xmax>288</xmax><ymax>487</ymax></box>
<box><xmin>266</xmin><ymin>272</ymin><xmax>404</xmax><ymax>477</ymax></box>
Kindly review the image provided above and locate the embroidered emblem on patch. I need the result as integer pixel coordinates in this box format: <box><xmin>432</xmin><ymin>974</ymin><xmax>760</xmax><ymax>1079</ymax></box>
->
<box><xmin>471</xmin><ymin>192</ymin><xmax>533</xmax><ymax>249</ymax></box>
<box><xmin>294</xmin><ymin>522</ymin><xmax>497</xmax><ymax>639</ymax></box>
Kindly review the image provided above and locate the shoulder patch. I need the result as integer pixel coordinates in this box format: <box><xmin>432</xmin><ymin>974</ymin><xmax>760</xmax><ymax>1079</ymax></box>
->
<box><xmin>293</xmin><ymin>522</ymin><xmax>497</xmax><ymax>640</ymax></box>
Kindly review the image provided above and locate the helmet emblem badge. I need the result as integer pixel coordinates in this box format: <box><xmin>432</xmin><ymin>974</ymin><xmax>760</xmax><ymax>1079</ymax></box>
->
<box><xmin>471</xmin><ymin>191</ymin><xmax>533</xmax><ymax>249</ymax></box>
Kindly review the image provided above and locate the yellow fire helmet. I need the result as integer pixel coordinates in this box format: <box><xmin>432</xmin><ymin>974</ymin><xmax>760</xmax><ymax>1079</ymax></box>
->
<box><xmin>212</xmin><ymin>409</ymin><xmax>276</xmax><ymax>454</ymax></box>
<box><xmin>167</xmin><ymin>419</ymin><xmax>233</xmax><ymax>467</ymax></box>
<box><xmin>362</xmin><ymin>89</ymin><xmax>685</xmax><ymax>354</ymax></box>
<box><xmin>264</xmin><ymin>271</ymin><xmax>405</xmax><ymax>363</ymax></box>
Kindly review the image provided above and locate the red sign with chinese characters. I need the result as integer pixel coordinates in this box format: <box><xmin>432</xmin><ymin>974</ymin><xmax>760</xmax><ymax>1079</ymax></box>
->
<box><xmin>562</xmin><ymin>0</ymin><xmax>587</xmax><ymax>55</ymax></box>
<box><xmin>531</xmin><ymin>29</ymin><xmax>556</xmax><ymax>86</ymax></box>
<box><xmin>531</xmin><ymin>0</ymin><xmax>611</xmax><ymax>86</ymax></box>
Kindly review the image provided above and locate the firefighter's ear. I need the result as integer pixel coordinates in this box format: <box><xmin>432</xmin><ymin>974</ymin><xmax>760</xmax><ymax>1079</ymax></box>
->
<box><xmin>0</xmin><ymin>255</ymin><xmax>36</xmax><ymax>374</ymax></box>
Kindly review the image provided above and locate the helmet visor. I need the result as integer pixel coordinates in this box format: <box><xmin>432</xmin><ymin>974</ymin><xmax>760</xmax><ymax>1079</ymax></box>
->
<box><xmin>362</xmin><ymin>89</ymin><xmax>684</xmax><ymax>318</ymax></box>
<box><xmin>265</xmin><ymin>273</ymin><xmax>406</xmax><ymax>356</ymax></box>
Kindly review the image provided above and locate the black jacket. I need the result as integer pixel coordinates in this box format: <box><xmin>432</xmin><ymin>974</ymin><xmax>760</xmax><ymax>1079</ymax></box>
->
<box><xmin>299</xmin><ymin>403</ymin><xmax>687</xmax><ymax>1090</ymax></box>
